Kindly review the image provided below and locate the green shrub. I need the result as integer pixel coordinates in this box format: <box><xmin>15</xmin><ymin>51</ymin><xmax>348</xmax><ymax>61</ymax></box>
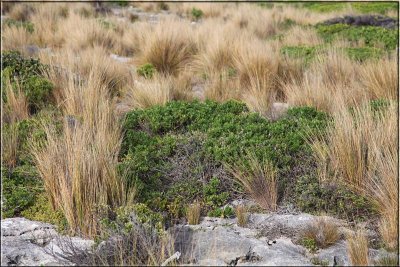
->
<box><xmin>1</xmin><ymin>165</ymin><xmax>43</xmax><ymax>218</ymax></box>
<box><xmin>295</xmin><ymin>175</ymin><xmax>375</xmax><ymax>221</ymax></box>
<box><xmin>136</xmin><ymin>63</ymin><xmax>156</xmax><ymax>79</ymax></box>
<box><xmin>316</xmin><ymin>24</ymin><xmax>398</xmax><ymax>50</ymax></box>
<box><xmin>3</xmin><ymin>18</ymin><xmax>34</xmax><ymax>33</ymax></box>
<box><xmin>191</xmin><ymin>7</ymin><xmax>203</xmax><ymax>20</ymax></box>
<box><xmin>280</xmin><ymin>45</ymin><xmax>318</xmax><ymax>65</ymax></box>
<box><xmin>1</xmin><ymin>51</ymin><xmax>43</xmax><ymax>79</ymax></box>
<box><xmin>207</xmin><ymin>206</ymin><xmax>234</xmax><ymax>218</ymax></box>
<box><xmin>344</xmin><ymin>47</ymin><xmax>383</xmax><ymax>61</ymax></box>
<box><xmin>22</xmin><ymin>76</ymin><xmax>54</xmax><ymax>111</ymax></box>
<box><xmin>121</xmin><ymin>100</ymin><xmax>329</xmax><ymax>220</ymax></box>
<box><xmin>21</xmin><ymin>192</ymin><xmax>68</xmax><ymax>233</ymax></box>
<box><xmin>1</xmin><ymin>51</ymin><xmax>53</xmax><ymax>112</ymax></box>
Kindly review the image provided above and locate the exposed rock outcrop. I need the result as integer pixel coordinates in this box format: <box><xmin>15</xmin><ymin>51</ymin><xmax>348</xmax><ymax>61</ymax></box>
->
<box><xmin>1</xmin><ymin>218</ymin><xmax>94</xmax><ymax>266</ymax></box>
<box><xmin>322</xmin><ymin>15</ymin><xmax>398</xmax><ymax>29</ymax></box>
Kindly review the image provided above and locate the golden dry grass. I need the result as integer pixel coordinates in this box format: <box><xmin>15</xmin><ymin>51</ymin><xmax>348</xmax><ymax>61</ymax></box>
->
<box><xmin>311</xmin><ymin>102</ymin><xmax>398</xmax><ymax>250</ymax></box>
<box><xmin>186</xmin><ymin>202</ymin><xmax>201</xmax><ymax>225</ymax></box>
<box><xmin>235</xmin><ymin>205</ymin><xmax>248</xmax><ymax>227</ymax></box>
<box><xmin>302</xmin><ymin>217</ymin><xmax>340</xmax><ymax>249</ymax></box>
<box><xmin>138</xmin><ymin>19</ymin><xmax>198</xmax><ymax>75</ymax></box>
<box><xmin>31</xmin><ymin>71</ymin><xmax>126</xmax><ymax>237</ymax></box>
<box><xmin>228</xmin><ymin>153</ymin><xmax>278</xmax><ymax>211</ymax></box>
<box><xmin>2</xmin><ymin>78</ymin><xmax>29</xmax><ymax>124</ymax></box>
<box><xmin>347</xmin><ymin>230</ymin><xmax>370</xmax><ymax>266</ymax></box>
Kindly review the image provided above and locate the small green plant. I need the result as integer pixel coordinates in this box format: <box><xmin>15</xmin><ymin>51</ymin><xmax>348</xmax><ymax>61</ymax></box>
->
<box><xmin>191</xmin><ymin>7</ymin><xmax>203</xmax><ymax>20</ymax></box>
<box><xmin>1</xmin><ymin>165</ymin><xmax>42</xmax><ymax>218</ymax></box>
<box><xmin>344</xmin><ymin>47</ymin><xmax>382</xmax><ymax>61</ymax></box>
<box><xmin>137</xmin><ymin>63</ymin><xmax>156</xmax><ymax>79</ymax></box>
<box><xmin>207</xmin><ymin>206</ymin><xmax>234</xmax><ymax>218</ymax></box>
<box><xmin>302</xmin><ymin>237</ymin><xmax>318</xmax><ymax>253</ymax></box>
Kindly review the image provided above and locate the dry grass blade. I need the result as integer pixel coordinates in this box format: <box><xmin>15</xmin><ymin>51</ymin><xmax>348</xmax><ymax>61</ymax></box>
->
<box><xmin>227</xmin><ymin>153</ymin><xmax>277</xmax><ymax>211</ymax></box>
<box><xmin>235</xmin><ymin>205</ymin><xmax>248</xmax><ymax>227</ymax></box>
<box><xmin>302</xmin><ymin>217</ymin><xmax>340</xmax><ymax>249</ymax></box>
<box><xmin>347</xmin><ymin>230</ymin><xmax>369</xmax><ymax>266</ymax></box>
<box><xmin>30</xmin><ymin>70</ymin><xmax>125</xmax><ymax>237</ymax></box>
<box><xmin>186</xmin><ymin>202</ymin><xmax>201</xmax><ymax>225</ymax></box>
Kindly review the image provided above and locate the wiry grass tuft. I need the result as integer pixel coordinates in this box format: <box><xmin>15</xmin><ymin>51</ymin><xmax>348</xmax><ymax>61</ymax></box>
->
<box><xmin>227</xmin><ymin>153</ymin><xmax>277</xmax><ymax>211</ymax></box>
<box><xmin>302</xmin><ymin>217</ymin><xmax>340</xmax><ymax>249</ymax></box>
<box><xmin>346</xmin><ymin>230</ymin><xmax>369</xmax><ymax>266</ymax></box>
<box><xmin>186</xmin><ymin>202</ymin><xmax>201</xmax><ymax>225</ymax></box>
<box><xmin>139</xmin><ymin>19</ymin><xmax>198</xmax><ymax>75</ymax></box>
<box><xmin>31</xmin><ymin>71</ymin><xmax>126</xmax><ymax>237</ymax></box>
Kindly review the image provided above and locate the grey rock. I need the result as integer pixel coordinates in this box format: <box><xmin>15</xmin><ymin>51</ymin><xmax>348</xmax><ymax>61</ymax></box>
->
<box><xmin>1</xmin><ymin>218</ymin><xmax>94</xmax><ymax>266</ymax></box>
<box><xmin>322</xmin><ymin>15</ymin><xmax>398</xmax><ymax>29</ymax></box>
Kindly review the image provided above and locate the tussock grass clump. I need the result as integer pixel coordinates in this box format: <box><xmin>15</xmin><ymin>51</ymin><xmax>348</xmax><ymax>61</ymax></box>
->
<box><xmin>228</xmin><ymin>153</ymin><xmax>277</xmax><ymax>211</ymax></box>
<box><xmin>31</xmin><ymin>71</ymin><xmax>125</xmax><ymax>237</ymax></box>
<box><xmin>186</xmin><ymin>202</ymin><xmax>201</xmax><ymax>225</ymax></box>
<box><xmin>125</xmin><ymin>74</ymin><xmax>172</xmax><ymax>109</ymax></box>
<box><xmin>346</xmin><ymin>230</ymin><xmax>369</xmax><ymax>266</ymax></box>
<box><xmin>302</xmin><ymin>217</ymin><xmax>340</xmax><ymax>249</ymax></box>
<box><xmin>312</xmin><ymin>101</ymin><xmax>398</xmax><ymax>250</ymax></box>
<box><xmin>139</xmin><ymin>20</ymin><xmax>198</xmax><ymax>75</ymax></box>
<box><xmin>233</xmin><ymin>41</ymin><xmax>280</xmax><ymax>115</ymax></box>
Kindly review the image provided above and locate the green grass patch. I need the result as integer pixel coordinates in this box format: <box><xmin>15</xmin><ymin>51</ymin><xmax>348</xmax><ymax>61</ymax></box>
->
<box><xmin>316</xmin><ymin>24</ymin><xmax>398</xmax><ymax>50</ymax></box>
<box><xmin>303</xmin><ymin>2</ymin><xmax>398</xmax><ymax>14</ymax></box>
<box><xmin>281</xmin><ymin>45</ymin><xmax>383</xmax><ymax>63</ymax></box>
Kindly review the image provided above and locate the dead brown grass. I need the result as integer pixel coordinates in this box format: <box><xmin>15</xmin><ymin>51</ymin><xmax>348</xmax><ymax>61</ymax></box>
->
<box><xmin>227</xmin><ymin>153</ymin><xmax>277</xmax><ymax>211</ymax></box>
<box><xmin>186</xmin><ymin>202</ymin><xmax>201</xmax><ymax>225</ymax></box>
<box><xmin>302</xmin><ymin>217</ymin><xmax>340</xmax><ymax>249</ymax></box>
<box><xmin>311</xmin><ymin>102</ymin><xmax>398</xmax><ymax>250</ymax></box>
<box><xmin>138</xmin><ymin>19</ymin><xmax>198</xmax><ymax>75</ymax></box>
<box><xmin>346</xmin><ymin>230</ymin><xmax>370</xmax><ymax>266</ymax></box>
<box><xmin>31</xmin><ymin>71</ymin><xmax>126</xmax><ymax>237</ymax></box>
<box><xmin>235</xmin><ymin>205</ymin><xmax>248</xmax><ymax>227</ymax></box>
<box><xmin>2</xmin><ymin>78</ymin><xmax>29</xmax><ymax>124</ymax></box>
<box><xmin>124</xmin><ymin>74</ymin><xmax>172</xmax><ymax>110</ymax></box>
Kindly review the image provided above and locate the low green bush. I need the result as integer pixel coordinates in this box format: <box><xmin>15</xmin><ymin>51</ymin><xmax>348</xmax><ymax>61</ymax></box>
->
<box><xmin>281</xmin><ymin>45</ymin><xmax>383</xmax><ymax>62</ymax></box>
<box><xmin>295</xmin><ymin>175</ymin><xmax>375</xmax><ymax>221</ymax></box>
<box><xmin>3</xmin><ymin>18</ymin><xmax>34</xmax><ymax>33</ymax></box>
<box><xmin>120</xmin><ymin>100</ymin><xmax>329</xmax><ymax>221</ymax></box>
<box><xmin>21</xmin><ymin>192</ymin><xmax>68</xmax><ymax>233</ymax></box>
<box><xmin>316</xmin><ymin>24</ymin><xmax>398</xmax><ymax>50</ymax></box>
<box><xmin>136</xmin><ymin>63</ymin><xmax>156</xmax><ymax>79</ymax></box>
<box><xmin>1</xmin><ymin>165</ymin><xmax>43</xmax><ymax>218</ymax></box>
<box><xmin>352</xmin><ymin>2</ymin><xmax>398</xmax><ymax>14</ymax></box>
<box><xmin>1</xmin><ymin>51</ymin><xmax>54</xmax><ymax>113</ymax></box>
<box><xmin>207</xmin><ymin>206</ymin><xmax>234</xmax><ymax>218</ymax></box>
<box><xmin>344</xmin><ymin>47</ymin><xmax>383</xmax><ymax>61</ymax></box>
<box><xmin>302</xmin><ymin>237</ymin><xmax>318</xmax><ymax>253</ymax></box>
<box><xmin>191</xmin><ymin>7</ymin><xmax>203</xmax><ymax>20</ymax></box>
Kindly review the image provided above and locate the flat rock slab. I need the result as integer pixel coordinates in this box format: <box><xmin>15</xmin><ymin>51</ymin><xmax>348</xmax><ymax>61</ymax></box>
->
<box><xmin>322</xmin><ymin>15</ymin><xmax>398</xmax><ymax>29</ymax></box>
<box><xmin>1</xmin><ymin>218</ymin><xmax>94</xmax><ymax>266</ymax></box>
